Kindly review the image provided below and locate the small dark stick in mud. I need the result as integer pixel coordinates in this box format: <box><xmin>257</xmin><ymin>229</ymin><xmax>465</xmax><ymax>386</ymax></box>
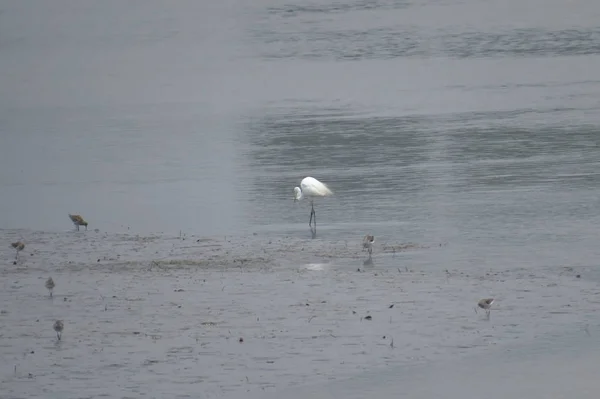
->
<box><xmin>45</xmin><ymin>277</ymin><xmax>55</xmax><ymax>297</ymax></box>
<box><xmin>53</xmin><ymin>320</ymin><xmax>64</xmax><ymax>341</ymax></box>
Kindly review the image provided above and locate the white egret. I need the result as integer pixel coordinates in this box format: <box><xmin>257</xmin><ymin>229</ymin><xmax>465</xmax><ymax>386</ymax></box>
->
<box><xmin>293</xmin><ymin>176</ymin><xmax>333</xmax><ymax>234</ymax></box>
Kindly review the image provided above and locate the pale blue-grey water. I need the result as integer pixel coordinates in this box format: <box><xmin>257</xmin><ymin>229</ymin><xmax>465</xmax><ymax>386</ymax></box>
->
<box><xmin>1</xmin><ymin>0</ymin><xmax>600</xmax><ymax>397</ymax></box>
<box><xmin>249</xmin><ymin>329</ymin><xmax>600</xmax><ymax>399</ymax></box>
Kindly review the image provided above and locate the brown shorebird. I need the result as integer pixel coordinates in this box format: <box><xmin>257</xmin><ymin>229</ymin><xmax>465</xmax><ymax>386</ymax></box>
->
<box><xmin>476</xmin><ymin>298</ymin><xmax>494</xmax><ymax>317</ymax></box>
<box><xmin>362</xmin><ymin>235</ymin><xmax>375</xmax><ymax>256</ymax></box>
<box><xmin>68</xmin><ymin>214</ymin><xmax>88</xmax><ymax>231</ymax></box>
<box><xmin>53</xmin><ymin>320</ymin><xmax>64</xmax><ymax>341</ymax></box>
<box><xmin>10</xmin><ymin>241</ymin><xmax>25</xmax><ymax>260</ymax></box>
<box><xmin>45</xmin><ymin>277</ymin><xmax>55</xmax><ymax>297</ymax></box>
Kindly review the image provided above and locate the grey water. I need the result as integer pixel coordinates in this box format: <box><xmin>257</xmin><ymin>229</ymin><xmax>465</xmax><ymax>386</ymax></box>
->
<box><xmin>1</xmin><ymin>0</ymin><xmax>600</xmax><ymax>239</ymax></box>
<box><xmin>1</xmin><ymin>0</ymin><xmax>600</xmax><ymax>396</ymax></box>
<box><xmin>249</xmin><ymin>328</ymin><xmax>600</xmax><ymax>399</ymax></box>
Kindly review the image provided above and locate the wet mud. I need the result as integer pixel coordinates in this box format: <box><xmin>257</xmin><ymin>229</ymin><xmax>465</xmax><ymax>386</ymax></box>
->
<box><xmin>1</xmin><ymin>229</ymin><xmax>597</xmax><ymax>398</ymax></box>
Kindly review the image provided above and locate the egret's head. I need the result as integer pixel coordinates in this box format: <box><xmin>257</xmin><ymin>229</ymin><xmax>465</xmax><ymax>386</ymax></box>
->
<box><xmin>293</xmin><ymin>187</ymin><xmax>302</xmax><ymax>201</ymax></box>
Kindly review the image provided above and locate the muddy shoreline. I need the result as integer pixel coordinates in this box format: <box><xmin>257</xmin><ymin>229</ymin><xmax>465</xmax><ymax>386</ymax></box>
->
<box><xmin>1</xmin><ymin>229</ymin><xmax>597</xmax><ymax>398</ymax></box>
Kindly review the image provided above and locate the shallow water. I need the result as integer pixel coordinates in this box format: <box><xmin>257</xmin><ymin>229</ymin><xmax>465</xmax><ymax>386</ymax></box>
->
<box><xmin>1</xmin><ymin>0</ymin><xmax>600</xmax><ymax>397</ymax></box>
<box><xmin>250</xmin><ymin>330</ymin><xmax>600</xmax><ymax>399</ymax></box>
<box><xmin>2</xmin><ymin>0</ymin><xmax>600</xmax><ymax>239</ymax></box>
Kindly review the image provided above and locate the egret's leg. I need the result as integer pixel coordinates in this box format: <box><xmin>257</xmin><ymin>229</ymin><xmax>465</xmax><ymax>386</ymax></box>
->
<box><xmin>309</xmin><ymin>201</ymin><xmax>316</xmax><ymax>228</ymax></box>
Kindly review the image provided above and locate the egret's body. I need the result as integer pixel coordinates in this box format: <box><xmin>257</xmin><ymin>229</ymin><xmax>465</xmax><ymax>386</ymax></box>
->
<box><xmin>293</xmin><ymin>177</ymin><xmax>333</xmax><ymax>235</ymax></box>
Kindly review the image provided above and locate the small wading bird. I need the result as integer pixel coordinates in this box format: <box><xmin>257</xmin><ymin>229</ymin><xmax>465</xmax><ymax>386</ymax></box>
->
<box><xmin>10</xmin><ymin>241</ymin><xmax>25</xmax><ymax>260</ymax></box>
<box><xmin>476</xmin><ymin>298</ymin><xmax>494</xmax><ymax>318</ymax></box>
<box><xmin>45</xmin><ymin>277</ymin><xmax>55</xmax><ymax>298</ymax></box>
<box><xmin>363</xmin><ymin>235</ymin><xmax>375</xmax><ymax>257</ymax></box>
<box><xmin>68</xmin><ymin>214</ymin><xmax>88</xmax><ymax>231</ymax></box>
<box><xmin>293</xmin><ymin>177</ymin><xmax>333</xmax><ymax>236</ymax></box>
<box><xmin>53</xmin><ymin>320</ymin><xmax>64</xmax><ymax>341</ymax></box>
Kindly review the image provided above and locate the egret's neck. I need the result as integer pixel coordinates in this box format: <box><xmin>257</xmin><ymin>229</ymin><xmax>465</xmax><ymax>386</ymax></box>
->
<box><xmin>294</xmin><ymin>187</ymin><xmax>303</xmax><ymax>201</ymax></box>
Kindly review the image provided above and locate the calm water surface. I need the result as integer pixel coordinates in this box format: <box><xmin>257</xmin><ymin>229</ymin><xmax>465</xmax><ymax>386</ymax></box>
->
<box><xmin>1</xmin><ymin>0</ymin><xmax>600</xmax><ymax>395</ymax></box>
<box><xmin>1</xmin><ymin>0</ymin><xmax>599</xmax><ymax>240</ymax></box>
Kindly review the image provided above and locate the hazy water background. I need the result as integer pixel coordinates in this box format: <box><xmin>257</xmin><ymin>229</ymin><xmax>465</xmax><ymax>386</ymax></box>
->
<box><xmin>2</xmin><ymin>0</ymin><xmax>600</xmax><ymax>240</ymax></box>
<box><xmin>1</xmin><ymin>0</ymin><xmax>600</xmax><ymax>397</ymax></box>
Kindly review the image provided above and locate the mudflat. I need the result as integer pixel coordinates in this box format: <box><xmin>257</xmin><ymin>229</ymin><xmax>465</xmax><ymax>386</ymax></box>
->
<box><xmin>1</xmin><ymin>229</ymin><xmax>596</xmax><ymax>398</ymax></box>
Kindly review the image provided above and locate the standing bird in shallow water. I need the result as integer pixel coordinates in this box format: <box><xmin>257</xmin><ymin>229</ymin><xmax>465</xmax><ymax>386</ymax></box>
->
<box><xmin>10</xmin><ymin>241</ymin><xmax>25</xmax><ymax>260</ymax></box>
<box><xmin>68</xmin><ymin>214</ymin><xmax>88</xmax><ymax>231</ymax></box>
<box><xmin>476</xmin><ymin>298</ymin><xmax>494</xmax><ymax>318</ymax></box>
<box><xmin>293</xmin><ymin>177</ymin><xmax>333</xmax><ymax>237</ymax></box>
<box><xmin>45</xmin><ymin>277</ymin><xmax>55</xmax><ymax>298</ymax></box>
<box><xmin>363</xmin><ymin>235</ymin><xmax>375</xmax><ymax>257</ymax></box>
<box><xmin>53</xmin><ymin>320</ymin><xmax>64</xmax><ymax>341</ymax></box>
